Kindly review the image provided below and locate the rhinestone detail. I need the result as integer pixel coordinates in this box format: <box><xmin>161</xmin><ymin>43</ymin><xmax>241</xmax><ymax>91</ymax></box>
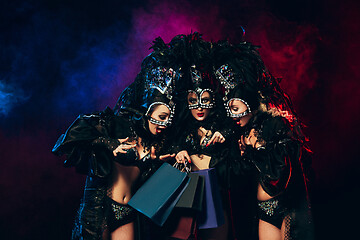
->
<box><xmin>111</xmin><ymin>203</ymin><xmax>133</xmax><ymax>220</ymax></box>
<box><xmin>258</xmin><ymin>199</ymin><xmax>279</xmax><ymax>216</ymax></box>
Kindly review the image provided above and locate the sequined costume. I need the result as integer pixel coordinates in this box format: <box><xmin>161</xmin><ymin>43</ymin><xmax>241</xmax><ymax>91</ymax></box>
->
<box><xmin>52</xmin><ymin>39</ymin><xmax>180</xmax><ymax>239</ymax></box>
<box><xmin>242</xmin><ymin>111</ymin><xmax>313</xmax><ymax>238</ymax></box>
<box><xmin>257</xmin><ymin>196</ymin><xmax>285</xmax><ymax>230</ymax></box>
<box><xmin>52</xmin><ymin>107</ymin><xmax>165</xmax><ymax>239</ymax></box>
<box><xmin>214</xmin><ymin>39</ymin><xmax>314</xmax><ymax>240</ymax></box>
<box><xmin>159</xmin><ymin>34</ymin><xmax>256</xmax><ymax>240</ymax></box>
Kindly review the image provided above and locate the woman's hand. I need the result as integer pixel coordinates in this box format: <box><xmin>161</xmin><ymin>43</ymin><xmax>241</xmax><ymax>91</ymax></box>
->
<box><xmin>238</xmin><ymin>129</ymin><xmax>261</xmax><ymax>155</ymax></box>
<box><xmin>206</xmin><ymin>131</ymin><xmax>225</xmax><ymax>146</ymax></box>
<box><xmin>238</xmin><ymin>138</ymin><xmax>246</xmax><ymax>156</ymax></box>
<box><xmin>247</xmin><ymin>129</ymin><xmax>262</xmax><ymax>148</ymax></box>
<box><xmin>159</xmin><ymin>153</ymin><xmax>176</xmax><ymax>161</ymax></box>
<box><xmin>175</xmin><ymin>150</ymin><xmax>191</xmax><ymax>164</ymax></box>
<box><xmin>149</xmin><ymin>146</ymin><xmax>175</xmax><ymax>161</ymax></box>
<box><xmin>112</xmin><ymin>137</ymin><xmax>136</xmax><ymax>156</ymax></box>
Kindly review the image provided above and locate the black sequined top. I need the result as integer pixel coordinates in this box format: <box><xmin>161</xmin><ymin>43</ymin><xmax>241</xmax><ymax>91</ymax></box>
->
<box><xmin>170</xmin><ymin>114</ymin><xmax>239</xmax><ymax>189</ymax></box>
<box><xmin>52</xmin><ymin>107</ymin><xmax>162</xmax><ymax>179</ymax></box>
<box><xmin>239</xmin><ymin>111</ymin><xmax>313</xmax><ymax>202</ymax></box>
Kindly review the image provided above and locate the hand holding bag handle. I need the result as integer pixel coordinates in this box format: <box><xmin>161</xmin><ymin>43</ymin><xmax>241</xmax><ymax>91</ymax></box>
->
<box><xmin>173</xmin><ymin>160</ymin><xmax>191</xmax><ymax>173</ymax></box>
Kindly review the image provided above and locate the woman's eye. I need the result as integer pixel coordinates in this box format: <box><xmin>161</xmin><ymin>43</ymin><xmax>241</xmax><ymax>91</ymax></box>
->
<box><xmin>189</xmin><ymin>98</ymin><xmax>197</xmax><ymax>104</ymax></box>
<box><xmin>159</xmin><ymin>115</ymin><xmax>167</xmax><ymax>120</ymax></box>
<box><xmin>232</xmin><ymin>107</ymin><xmax>238</xmax><ymax>111</ymax></box>
<box><xmin>202</xmin><ymin>99</ymin><xmax>209</xmax><ymax>103</ymax></box>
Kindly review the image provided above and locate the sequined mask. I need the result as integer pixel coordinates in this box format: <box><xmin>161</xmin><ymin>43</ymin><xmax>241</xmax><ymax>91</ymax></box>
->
<box><xmin>146</xmin><ymin>67</ymin><xmax>177</xmax><ymax>98</ymax></box>
<box><xmin>187</xmin><ymin>88</ymin><xmax>214</xmax><ymax>110</ymax></box>
<box><xmin>226</xmin><ymin>98</ymin><xmax>252</xmax><ymax>118</ymax></box>
<box><xmin>144</xmin><ymin>67</ymin><xmax>178</xmax><ymax>127</ymax></box>
<box><xmin>215</xmin><ymin>64</ymin><xmax>251</xmax><ymax>117</ymax></box>
<box><xmin>146</xmin><ymin>102</ymin><xmax>175</xmax><ymax>127</ymax></box>
<box><xmin>188</xmin><ymin>65</ymin><xmax>215</xmax><ymax>109</ymax></box>
<box><xmin>215</xmin><ymin>64</ymin><xmax>236</xmax><ymax>102</ymax></box>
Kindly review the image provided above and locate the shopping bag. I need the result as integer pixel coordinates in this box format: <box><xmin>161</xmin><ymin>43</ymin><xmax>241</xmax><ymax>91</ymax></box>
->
<box><xmin>176</xmin><ymin>172</ymin><xmax>205</xmax><ymax>212</ymax></box>
<box><xmin>128</xmin><ymin>163</ymin><xmax>189</xmax><ymax>226</ymax></box>
<box><xmin>163</xmin><ymin>208</ymin><xmax>197</xmax><ymax>240</ymax></box>
<box><xmin>194</xmin><ymin>168</ymin><xmax>225</xmax><ymax>229</ymax></box>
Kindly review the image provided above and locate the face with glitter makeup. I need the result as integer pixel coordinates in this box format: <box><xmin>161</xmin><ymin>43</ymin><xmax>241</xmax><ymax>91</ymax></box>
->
<box><xmin>147</xmin><ymin>104</ymin><xmax>171</xmax><ymax>135</ymax></box>
<box><xmin>187</xmin><ymin>91</ymin><xmax>212</xmax><ymax>121</ymax></box>
<box><xmin>228</xmin><ymin>99</ymin><xmax>253</xmax><ymax>127</ymax></box>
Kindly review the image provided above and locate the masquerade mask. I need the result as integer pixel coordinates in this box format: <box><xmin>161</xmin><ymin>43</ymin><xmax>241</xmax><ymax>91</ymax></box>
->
<box><xmin>215</xmin><ymin>64</ymin><xmax>252</xmax><ymax>118</ymax></box>
<box><xmin>187</xmin><ymin>88</ymin><xmax>214</xmax><ymax>110</ymax></box>
<box><xmin>188</xmin><ymin>65</ymin><xmax>215</xmax><ymax>109</ymax></box>
<box><xmin>144</xmin><ymin>67</ymin><xmax>178</xmax><ymax>127</ymax></box>
<box><xmin>226</xmin><ymin>98</ymin><xmax>251</xmax><ymax>118</ymax></box>
<box><xmin>146</xmin><ymin>102</ymin><xmax>175</xmax><ymax>127</ymax></box>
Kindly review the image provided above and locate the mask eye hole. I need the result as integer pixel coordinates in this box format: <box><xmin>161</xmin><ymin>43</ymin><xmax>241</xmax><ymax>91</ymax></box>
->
<box><xmin>199</xmin><ymin>90</ymin><xmax>213</xmax><ymax>107</ymax></box>
<box><xmin>148</xmin><ymin>103</ymin><xmax>171</xmax><ymax>121</ymax></box>
<box><xmin>188</xmin><ymin>97</ymin><xmax>198</xmax><ymax>105</ymax></box>
<box><xmin>187</xmin><ymin>91</ymin><xmax>198</xmax><ymax>105</ymax></box>
<box><xmin>158</xmin><ymin>114</ymin><xmax>168</xmax><ymax>121</ymax></box>
<box><xmin>228</xmin><ymin>99</ymin><xmax>249</xmax><ymax>115</ymax></box>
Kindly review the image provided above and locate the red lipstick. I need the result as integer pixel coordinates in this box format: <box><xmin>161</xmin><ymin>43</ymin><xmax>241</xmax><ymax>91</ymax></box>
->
<box><xmin>197</xmin><ymin>113</ymin><xmax>204</xmax><ymax>117</ymax></box>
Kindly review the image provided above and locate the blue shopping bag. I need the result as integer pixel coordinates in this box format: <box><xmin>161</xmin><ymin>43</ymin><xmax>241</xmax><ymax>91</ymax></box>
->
<box><xmin>128</xmin><ymin>163</ymin><xmax>189</xmax><ymax>226</ymax></box>
<box><xmin>194</xmin><ymin>168</ymin><xmax>225</xmax><ymax>229</ymax></box>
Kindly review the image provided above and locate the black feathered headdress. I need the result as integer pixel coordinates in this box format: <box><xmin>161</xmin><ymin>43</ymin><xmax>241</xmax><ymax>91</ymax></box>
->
<box><xmin>214</xmin><ymin>41</ymin><xmax>265</xmax><ymax>117</ymax></box>
<box><xmin>114</xmin><ymin>38</ymin><xmax>180</xmax><ymax>127</ymax></box>
<box><xmin>167</xmin><ymin>33</ymin><xmax>217</xmax><ymax>110</ymax></box>
<box><xmin>214</xmin><ymin>39</ymin><xmax>306</xmax><ymax>143</ymax></box>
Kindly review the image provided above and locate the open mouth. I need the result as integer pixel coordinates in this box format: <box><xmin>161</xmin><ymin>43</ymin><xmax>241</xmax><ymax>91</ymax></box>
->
<box><xmin>197</xmin><ymin>113</ymin><xmax>204</xmax><ymax>117</ymax></box>
<box><xmin>156</xmin><ymin>127</ymin><xmax>165</xmax><ymax>134</ymax></box>
<box><xmin>232</xmin><ymin>118</ymin><xmax>241</xmax><ymax>125</ymax></box>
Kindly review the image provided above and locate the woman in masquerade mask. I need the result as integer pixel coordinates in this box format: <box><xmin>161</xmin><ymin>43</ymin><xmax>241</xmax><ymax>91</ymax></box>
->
<box><xmin>164</xmin><ymin>34</ymin><xmax>235</xmax><ymax>240</ymax></box>
<box><xmin>215</xmin><ymin>41</ymin><xmax>314</xmax><ymax>240</ymax></box>
<box><xmin>175</xmin><ymin>65</ymin><xmax>226</xmax><ymax>168</ymax></box>
<box><xmin>52</xmin><ymin>46</ymin><xmax>178</xmax><ymax>240</ymax></box>
<box><xmin>174</xmin><ymin>67</ymin><xmax>232</xmax><ymax>240</ymax></box>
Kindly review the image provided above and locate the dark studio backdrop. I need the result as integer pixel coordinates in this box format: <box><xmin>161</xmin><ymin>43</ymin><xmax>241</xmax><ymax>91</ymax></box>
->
<box><xmin>1</xmin><ymin>0</ymin><xmax>359</xmax><ymax>239</ymax></box>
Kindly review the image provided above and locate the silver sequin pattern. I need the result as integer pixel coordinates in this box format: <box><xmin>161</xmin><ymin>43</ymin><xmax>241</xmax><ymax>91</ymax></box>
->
<box><xmin>258</xmin><ymin>199</ymin><xmax>279</xmax><ymax>216</ymax></box>
<box><xmin>111</xmin><ymin>203</ymin><xmax>133</xmax><ymax>220</ymax></box>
